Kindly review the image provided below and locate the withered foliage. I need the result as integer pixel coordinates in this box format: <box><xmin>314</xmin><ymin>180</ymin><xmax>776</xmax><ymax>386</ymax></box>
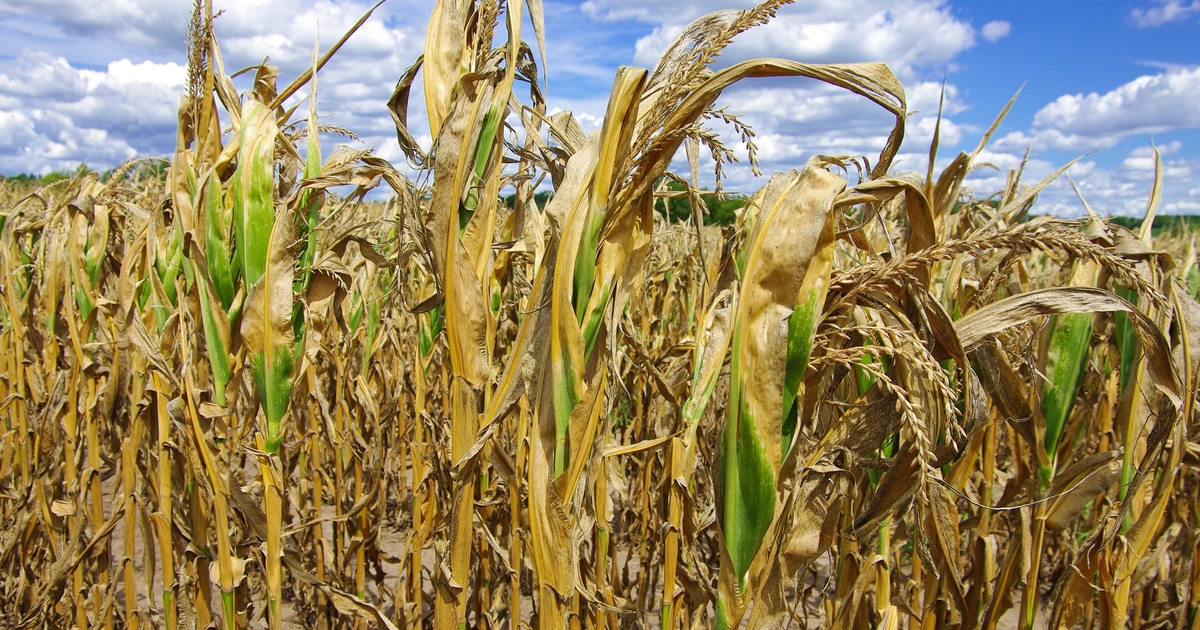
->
<box><xmin>1</xmin><ymin>2</ymin><xmax>1199</xmax><ymax>630</ymax></box>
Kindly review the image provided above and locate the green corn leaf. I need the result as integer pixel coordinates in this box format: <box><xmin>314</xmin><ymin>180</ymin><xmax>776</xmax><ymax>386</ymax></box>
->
<box><xmin>418</xmin><ymin>306</ymin><xmax>443</xmax><ymax>362</ymax></box>
<box><xmin>296</xmin><ymin>46</ymin><xmax>323</xmax><ymax>289</ymax></box>
<box><xmin>232</xmin><ymin>100</ymin><xmax>279</xmax><ymax>289</ymax></box>
<box><xmin>1115</xmin><ymin>285</ymin><xmax>1139</xmax><ymax>393</ymax></box>
<box><xmin>348</xmin><ymin>293</ymin><xmax>364</xmax><ymax>333</ymax></box>
<box><xmin>251</xmin><ymin>345</ymin><xmax>294</xmax><ymax>451</ymax></box>
<box><xmin>85</xmin><ymin>206</ymin><xmax>108</xmax><ymax>291</ymax></box>
<box><xmin>293</xmin><ymin>62</ymin><xmax>323</xmax><ymax>345</ymax></box>
<box><xmin>69</xmin><ymin>209</ymin><xmax>104</xmax><ymax>320</ymax></box>
<box><xmin>204</xmin><ymin>174</ymin><xmax>236</xmax><ymax>311</ymax></box>
<box><xmin>721</xmin><ymin>335</ymin><xmax>777</xmax><ymax>585</ymax></box>
<box><xmin>189</xmin><ymin>241</ymin><xmax>234</xmax><ymax>406</ymax></box>
<box><xmin>1040</xmin><ymin>260</ymin><xmax>1100</xmax><ymax>482</ymax></box>
<box><xmin>461</xmin><ymin>106</ymin><xmax>504</xmax><ymax>229</ymax></box>
<box><xmin>547</xmin><ymin>138</ymin><xmax>601</xmax><ymax>477</ymax></box>
<box><xmin>155</xmin><ymin>226</ymin><xmax>184</xmax><ymax>308</ymax></box>
<box><xmin>241</xmin><ymin>164</ymin><xmax>294</xmax><ymax>454</ymax></box>
<box><xmin>198</xmin><ymin>287</ymin><xmax>232</xmax><ymax>405</ymax></box>
<box><xmin>362</xmin><ymin>289</ymin><xmax>380</xmax><ymax>377</ymax></box>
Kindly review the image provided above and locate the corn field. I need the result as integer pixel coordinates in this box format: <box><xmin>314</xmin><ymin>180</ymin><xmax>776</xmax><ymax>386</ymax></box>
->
<box><xmin>2</xmin><ymin>1</ymin><xmax>1199</xmax><ymax>629</ymax></box>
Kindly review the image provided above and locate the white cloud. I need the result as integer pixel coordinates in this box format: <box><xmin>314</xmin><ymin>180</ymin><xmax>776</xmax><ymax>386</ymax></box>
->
<box><xmin>1034</xmin><ymin>68</ymin><xmax>1200</xmax><ymax>132</ymax></box>
<box><xmin>0</xmin><ymin>0</ymin><xmax>428</xmax><ymax>174</ymax></box>
<box><xmin>1137</xmin><ymin>140</ymin><xmax>1182</xmax><ymax>156</ymax></box>
<box><xmin>995</xmin><ymin>66</ymin><xmax>1200</xmax><ymax>154</ymax></box>
<box><xmin>650</xmin><ymin>75</ymin><xmax>977</xmax><ymax>197</ymax></box>
<box><xmin>0</xmin><ymin>109</ymin><xmax>143</xmax><ymax>175</ymax></box>
<box><xmin>0</xmin><ymin>1</ymin><xmax>785</xmax><ymax>180</ymax></box>
<box><xmin>581</xmin><ymin>0</ymin><xmax>732</xmax><ymax>23</ymax></box>
<box><xmin>614</xmin><ymin>0</ymin><xmax>978</xmax><ymax>81</ymax></box>
<box><xmin>215</xmin><ymin>0</ymin><xmax>415</xmax><ymax>69</ymax></box>
<box><xmin>0</xmin><ymin>51</ymin><xmax>184</xmax><ymax>173</ymax></box>
<box><xmin>0</xmin><ymin>111</ymin><xmax>39</xmax><ymax>150</ymax></box>
<box><xmin>1166</xmin><ymin>200</ymin><xmax>1200</xmax><ymax>212</ymax></box>
<box><xmin>1121</xmin><ymin>143</ymin><xmax>1191</xmax><ymax>178</ymax></box>
<box><xmin>1130</xmin><ymin>0</ymin><xmax>1200</xmax><ymax>27</ymax></box>
<box><xmin>0</xmin><ymin>0</ymin><xmax>191</xmax><ymax>50</ymax></box>
<box><xmin>0</xmin><ymin>0</ymin><xmax>988</xmax><ymax>182</ymax></box>
<box><xmin>0</xmin><ymin>0</ymin><xmax>427</xmax><ymax>58</ymax></box>
<box><xmin>0</xmin><ymin>51</ymin><xmax>91</xmax><ymax>99</ymax></box>
<box><xmin>716</xmin><ymin>78</ymin><xmax>965</xmax><ymax>152</ymax></box>
<box><xmin>980</xmin><ymin>20</ymin><xmax>1011</xmax><ymax>43</ymax></box>
<box><xmin>955</xmin><ymin>148</ymin><xmax>1054</xmax><ymax>187</ymax></box>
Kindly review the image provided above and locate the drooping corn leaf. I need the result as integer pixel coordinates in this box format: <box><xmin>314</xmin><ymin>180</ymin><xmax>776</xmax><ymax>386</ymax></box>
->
<box><xmin>573</xmin><ymin>67</ymin><xmax>647</xmax><ymax>348</ymax></box>
<box><xmin>780</xmin><ymin>169</ymin><xmax>841</xmax><ymax>456</ymax></box>
<box><xmin>423</xmin><ymin>0</ymin><xmax>469</xmax><ymax>139</ymax></box>
<box><xmin>955</xmin><ymin>287</ymin><xmax>1179</xmax><ymax>407</ymax></box>
<box><xmin>681</xmin><ymin>291</ymin><xmax>733</xmax><ymax>428</ymax></box>
<box><xmin>293</xmin><ymin>48</ymin><xmax>324</xmax><ymax>345</ymax></box>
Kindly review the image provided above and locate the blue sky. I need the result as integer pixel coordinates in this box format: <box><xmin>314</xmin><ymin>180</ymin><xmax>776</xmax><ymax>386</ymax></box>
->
<box><xmin>1</xmin><ymin>0</ymin><xmax>1198</xmax><ymax>216</ymax></box>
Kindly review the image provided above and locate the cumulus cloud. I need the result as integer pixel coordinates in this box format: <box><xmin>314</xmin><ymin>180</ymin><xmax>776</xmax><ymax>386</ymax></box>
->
<box><xmin>651</xmin><ymin>76</ymin><xmax>974</xmax><ymax>197</ymax></box>
<box><xmin>0</xmin><ymin>51</ymin><xmax>184</xmax><ymax>173</ymax></box>
<box><xmin>214</xmin><ymin>0</ymin><xmax>420</xmax><ymax>71</ymax></box>
<box><xmin>0</xmin><ymin>0</ymin><xmax>990</xmax><ymax>181</ymax></box>
<box><xmin>0</xmin><ymin>0</ymin><xmax>428</xmax><ymax>174</ymax></box>
<box><xmin>581</xmin><ymin>0</ymin><xmax>735</xmax><ymax>23</ymax></box>
<box><xmin>980</xmin><ymin>20</ymin><xmax>1010</xmax><ymax>43</ymax></box>
<box><xmin>1034</xmin><ymin>68</ymin><xmax>1200</xmax><ymax>132</ymax></box>
<box><xmin>995</xmin><ymin>66</ymin><xmax>1200</xmax><ymax>154</ymax></box>
<box><xmin>0</xmin><ymin>0</ymin><xmax>191</xmax><ymax>51</ymax></box>
<box><xmin>1130</xmin><ymin>0</ymin><xmax>1200</xmax><ymax>27</ymax></box>
<box><xmin>607</xmin><ymin>0</ymin><xmax>978</xmax><ymax>80</ymax></box>
<box><xmin>1056</xmin><ymin>152</ymin><xmax>1196</xmax><ymax>217</ymax></box>
<box><xmin>0</xmin><ymin>0</ymin><xmax>428</xmax><ymax>59</ymax></box>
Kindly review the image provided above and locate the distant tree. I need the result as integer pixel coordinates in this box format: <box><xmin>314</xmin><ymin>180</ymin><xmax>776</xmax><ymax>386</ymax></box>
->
<box><xmin>1108</xmin><ymin>214</ymin><xmax>1200</xmax><ymax>236</ymax></box>
<box><xmin>0</xmin><ymin>173</ymin><xmax>43</xmax><ymax>186</ymax></box>
<box><xmin>2</xmin><ymin>161</ymin><xmax>172</xmax><ymax>187</ymax></box>
<box><xmin>654</xmin><ymin>179</ymin><xmax>745</xmax><ymax>225</ymax></box>
<box><xmin>503</xmin><ymin>189</ymin><xmax>554</xmax><ymax>210</ymax></box>
<box><xmin>1</xmin><ymin>164</ymin><xmax>94</xmax><ymax>186</ymax></box>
